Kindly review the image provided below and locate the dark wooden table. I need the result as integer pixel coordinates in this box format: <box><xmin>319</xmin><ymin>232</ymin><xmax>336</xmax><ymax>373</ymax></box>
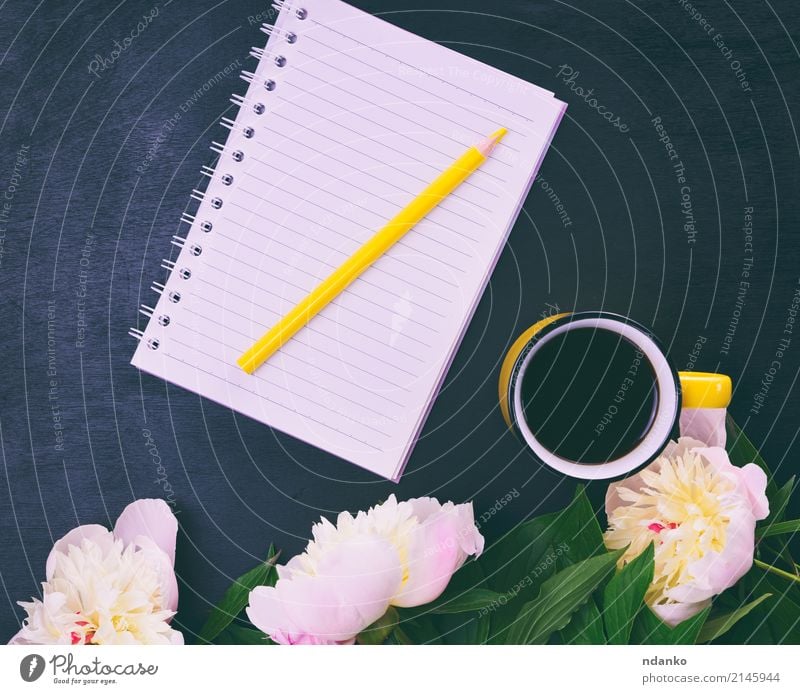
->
<box><xmin>1</xmin><ymin>0</ymin><xmax>798</xmax><ymax>641</ymax></box>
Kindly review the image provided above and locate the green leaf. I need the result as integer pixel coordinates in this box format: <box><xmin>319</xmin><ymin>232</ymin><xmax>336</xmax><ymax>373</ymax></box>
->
<box><xmin>557</xmin><ymin>485</ymin><xmax>605</xmax><ymax>565</ymax></box>
<box><xmin>481</xmin><ymin>510</ymin><xmax>563</xmax><ymax>593</ymax></box>
<box><xmin>632</xmin><ymin>604</ymin><xmax>710</xmax><ymax>645</ymax></box>
<box><xmin>713</xmin><ymin>567</ymin><xmax>800</xmax><ymax>644</ymax></box>
<box><xmin>754</xmin><ymin>574</ymin><xmax>800</xmax><ymax>644</ymax></box>
<box><xmin>768</xmin><ymin>477</ymin><xmax>796</xmax><ymax>524</ymax></box>
<box><xmin>602</xmin><ymin>543</ymin><xmax>655</xmax><ymax>644</ymax></box>
<box><xmin>467</xmin><ymin>611</ymin><xmax>491</xmax><ymax>645</ymax></box>
<box><xmin>435</xmin><ymin>612</ymin><xmax>490</xmax><ymax>645</ymax></box>
<box><xmin>559</xmin><ymin>597</ymin><xmax>606</xmax><ymax>644</ymax></box>
<box><xmin>390</xmin><ymin>626</ymin><xmax>415</xmax><ymax>645</ymax></box>
<box><xmin>697</xmin><ymin>594</ymin><xmax>773</xmax><ymax>643</ymax></box>
<box><xmin>199</xmin><ymin>545</ymin><xmax>279</xmax><ymax>644</ymax></box>
<box><xmin>357</xmin><ymin>607</ymin><xmax>398</xmax><ymax>645</ymax></box>
<box><xmin>216</xmin><ymin>625</ymin><xmax>273</xmax><ymax>645</ymax></box>
<box><xmin>398</xmin><ymin>616</ymin><xmax>442</xmax><ymax>644</ymax></box>
<box><xmin>482</xmin><ymin>489</ymin><xmax>607</xmax><ymax>643</ymax></box>
<box><xmin>430</xmin><ymin>588</ymin><xmax>504</xmax><ymax>614</ymax></box>
<box><xmin>505</xmin><ymin>549</ymin><xmax>622</xmax><ymax>644</ymax></box>
<box><xmin>759</xmin><ymin>519</ymin><xmax>800</xmax><ymax>539</ymax></box>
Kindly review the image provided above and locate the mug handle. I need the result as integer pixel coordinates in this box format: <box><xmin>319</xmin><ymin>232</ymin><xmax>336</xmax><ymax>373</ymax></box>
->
<box><xmin>677</xmin><ymin>372</ymin><xmax>732</xmax><ymax>409</ymax></box>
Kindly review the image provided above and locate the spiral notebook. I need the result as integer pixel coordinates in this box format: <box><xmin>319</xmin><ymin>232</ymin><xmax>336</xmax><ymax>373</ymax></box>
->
<box><xmin>131</xmin><ymin>0</ymin><xmax>566</xmax><ymax>480</ymax></box>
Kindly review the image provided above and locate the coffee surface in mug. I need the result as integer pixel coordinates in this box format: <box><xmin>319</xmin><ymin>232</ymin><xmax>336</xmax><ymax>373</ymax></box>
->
<box><xmin>520</xmin><ymin>327</ymin><xmax>659</xmax><ymax>464</ymax></box>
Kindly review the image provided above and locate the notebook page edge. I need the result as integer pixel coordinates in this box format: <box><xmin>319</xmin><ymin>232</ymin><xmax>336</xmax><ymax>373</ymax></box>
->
<box><xmin>391</xmin><ymin>98</ymin><xmax>567</xmax><ymax>480</ymax></box>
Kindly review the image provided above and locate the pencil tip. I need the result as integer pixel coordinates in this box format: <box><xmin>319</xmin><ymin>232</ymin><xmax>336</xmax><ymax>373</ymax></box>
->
<box><xmin>476</xmin><ymin>127</ymin><xmax>508</xmax><ymax>155</ymax></box>
<box><xmin>490</xmin><ymin>127</ymin><xmax>508</xmax><ymax>142</ymax></box>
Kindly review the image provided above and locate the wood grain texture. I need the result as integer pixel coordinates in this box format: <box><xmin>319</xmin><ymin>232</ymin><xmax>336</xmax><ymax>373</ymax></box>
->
<box><xmin>0</xmin><ymin>0</ymin><xmax>798</xmax><ymax>642</ymax></box>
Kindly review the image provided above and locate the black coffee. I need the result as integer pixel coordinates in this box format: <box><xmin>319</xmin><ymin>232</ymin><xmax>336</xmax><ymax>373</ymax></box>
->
<box><xmin>520</xmin><ymin>327</ymin><xmax>658</xmax><ymax>464</ymax></box>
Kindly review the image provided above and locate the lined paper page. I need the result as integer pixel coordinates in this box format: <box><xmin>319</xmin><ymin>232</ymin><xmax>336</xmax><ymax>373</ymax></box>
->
<box><xmin>132</xmin><ymin>0</ymin><xmax>566</xmax><ymax>479</ymax></box>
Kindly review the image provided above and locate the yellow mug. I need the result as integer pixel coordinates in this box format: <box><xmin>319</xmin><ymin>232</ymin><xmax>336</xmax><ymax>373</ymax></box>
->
<box><xmin>498</xmin><ymin>311</ymin><xmax>731</xmax><ymax>479</ymax></box>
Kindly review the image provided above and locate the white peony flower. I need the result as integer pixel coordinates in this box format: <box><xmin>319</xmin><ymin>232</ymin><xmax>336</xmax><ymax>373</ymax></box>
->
<box><xmin>247</xmin><ymin>494</ymin><xmax>484</xmax><ymax>644</ymax></box>
<box><xmin>10</xmin><ymin>499</ymin><xmax>182</xmax><ymax>645</ymax></box>
<box><xmin>604</xmin><ymin>437</ymin><xmax>769</xmax><ymax>625</ymax></box>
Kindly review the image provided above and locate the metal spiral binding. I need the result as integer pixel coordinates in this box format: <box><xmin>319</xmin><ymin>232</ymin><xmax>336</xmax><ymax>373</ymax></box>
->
<box><xmin>261</xmin><ymin>23</ymin><xmax>298</xmax><ymax>43</ymax></box>
<box><xmin>231</xmin><ymin>93</ymin><xmax>267</xmax><ymax>115</ymax></box>
<box><xmin>210</xmin><ymin>140</ymin><xmax>245</xmax><ymax>162</ymax></box>
<box><xmin>249</xmin><ymin>45</ymin><xmax>287</xmax><ymax>68</ymax></box>
<box><xmin>271</xmin><ymin>1</ymin><xmax>307</xmax><ymax>19</ymax></box>
<box><xmin>172</xmin><ymin>236</ymin><xmax>204</xmax><ymax>255</ymax></box>
<box><xmin>132</xmin><ymin>8</ymin><xmax>282</xmax><ymax>348</ymax></box>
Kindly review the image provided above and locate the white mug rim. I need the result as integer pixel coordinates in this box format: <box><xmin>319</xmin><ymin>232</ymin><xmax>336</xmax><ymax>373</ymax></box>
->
<box><xmin>512</xmin><ymin>316</ymin><xmax>679</xmax><ymax>480</ymax></box>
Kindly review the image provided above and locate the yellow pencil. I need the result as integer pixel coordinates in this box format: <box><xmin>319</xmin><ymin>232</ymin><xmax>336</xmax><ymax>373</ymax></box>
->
<box><xmin>237</xmin><ymin>127</ymin><xmax>508</xmax><ymax>374</ymax></box>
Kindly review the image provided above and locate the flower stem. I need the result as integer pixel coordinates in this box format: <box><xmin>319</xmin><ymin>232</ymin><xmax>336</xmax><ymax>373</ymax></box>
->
<box><xmin>754</xmin><ymin>558</ymin><xmax>800</xmax><ymax>585</ymax></box>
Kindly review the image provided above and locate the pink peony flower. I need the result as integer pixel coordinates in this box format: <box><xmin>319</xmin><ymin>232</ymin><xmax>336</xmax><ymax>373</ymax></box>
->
<box><xmin>247</xmin><ymin>495</ymin><xmax>484</xmax><ymax>644</ymax></box>
<box><xmin>10</xmin><ymin>499</ymin><xmax>182</xmax><ymax>645</ymax></box>
<box><xmin>679</xmin><ymin>407</ymin><xmax>727</xmax><ymax>448</ymax></box>
<box><xmin>604</xmin><ymin>437</ymin><xmax>769</xmax><ymax>626</ymax></box>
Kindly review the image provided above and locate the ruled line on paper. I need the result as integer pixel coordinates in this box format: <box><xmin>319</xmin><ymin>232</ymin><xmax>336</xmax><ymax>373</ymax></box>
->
<box><xmin>193</xmin><ymin>275</ymin><xmax>430</xmax><ymax>368</ymax></box>
<box><xmin>305</xmin><ymin>18</ymin><xmax>539</xmax><ymax>127</ymax></box>
<box><xmin>168</xmin><ymin>330</ymin><xmax>398</xmax><ymax>437</ymax></box>
<box><xmin>297</xmin><ymin>31</ymin><xmax>528</xmax><ymax>149</ymax></box>
<box><xmin>189</xmin><ymin>291</ymin><xmax>422</xmax><ymax>380</ymax></box>
<box><xmin>177</xmin><ymin>307</ymin><xmax>409</xmax><ymax>408</ymax></box>
<box><xmin>285</xmin><ymin>62</ymin><xmax>515</xmax><ymax>171</ymax></box>
<box><xmin>233</xmin><ymin>186</ymin><xmax>473</xmax><ymax>269</ymax></box>
<box><xmin>227</xmin><ymin>198</ymin><xmax>462</xmax><ymax>287</ymax></box>
<box><xmin>208</xmin><ymin>243</ymin><xmax>445</xmax><ymax>333</ymax></box>
<box><xmin>267</xmin><ymin>94</ymin><xmax>504</xmax><ymax>194</ymax></box>
<box><xmin>211</xmin><ymin>227</ymin><xmax>449</xmax><ymax>318</ymax></box>
<box><xmin>217</xmin><ymin>215</ymin><xmax>457</xmax><ymax>302</ymax></box>
<box><xmin>180</xmin><ymin>304</ymin><xmax>413</xmax><ymax>397</ymax></box>
<box><xmin>237</xmin><ymin>169</ymin><xmax>476</xmax><ymax>259</ymax></box>
<box><xmin>245</xmin><ymin>151</ymin><xmax>490</xmax><ymax>232</ymax></box>
<box><xmin>200</xmin><ymin>257</ymin><xmax>438</xmax><ymax>348</ymax></box>
<box><xmin>157</xmin><ymin>346</ymin><xmax>386</xmax><ymax>450</ymax></box>
<box><xmin>249</xmin><ymin>144</ymin><xmax>494</xmax><ymax>218</ymax></box>
<box><xmin>252</xmin><ymin>121</ymin><xmax>500</xmax><ymax>208</ymax></box>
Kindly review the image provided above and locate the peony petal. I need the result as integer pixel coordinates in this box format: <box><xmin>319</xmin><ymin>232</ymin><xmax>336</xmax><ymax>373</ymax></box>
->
<box><xmin>249</xmin><ymin>535</ymin><xmax>402</xmax><ymax>644</ymax></box>
<box><xmin>247</xmin><ymin>586</ymin><xmax>298</xmax><ymax>644</ymax></box>
<box><xmin>692</xmin><ymin>445</ymin><xmax>769</xmax><ymax>522</ymax></box>
<box><xmin>314</xmin><ymin>535</ymin><xmax>402</xmax><ymax>618</ymax></box>
<box><xmin>739</xmin><ymin>464</ymin><xmax>770</xmax><ymax>521</ymax></box>
<box><xmin>455</xmin><ymin>503</ymin><xmax>484</xmax><ymax>557</ymax></box>
<box><xmin>114</xmin><ymin>499</ymin><xmax>178</xmax><ymax>565</ymax></box>
<box><xmin>45</xmin><ymin>525</ymin><xmax>113</xmax><ymax>581</ymax></box>
<box><xmin>167</xmin><ymin>629</ymin><xmax>184</xmax><ymax>645</ymax></box>
<box><xmin>392</xmin><ymin>501</ymin><xmax>481</xmax><ymax>608</ymax></box>
<box><xmin>8</xmin><ymin>629</ymin><xmax>28</xmax><ymax>645</ymax></box>
<box><xmin>679</xmin><ymin>408</ymin><xmax>727</xmax><ymax>448</ymax></box>
<box><xmin>669</xmin><ymin>510</ymin><xmax>757</xmax><ymax>604</ymax></box>
<box><xmin>605</xmin><ymin>466</ymin><xmax>653</xmax><ymax>518</ymax></box>
<box><xmin>670</xmin><ymin>437</ymin><xmax>708</xmax><ymax>461</ymax></box>
<box><xmin>133</xmin><ymin>536</ymin><xmax>179</xmax><ymax>613</ymax></box>
<box><xmin>651</xmin><ymin>599</ymin><xmax>711</xmax><ymax>627</ymax></box>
